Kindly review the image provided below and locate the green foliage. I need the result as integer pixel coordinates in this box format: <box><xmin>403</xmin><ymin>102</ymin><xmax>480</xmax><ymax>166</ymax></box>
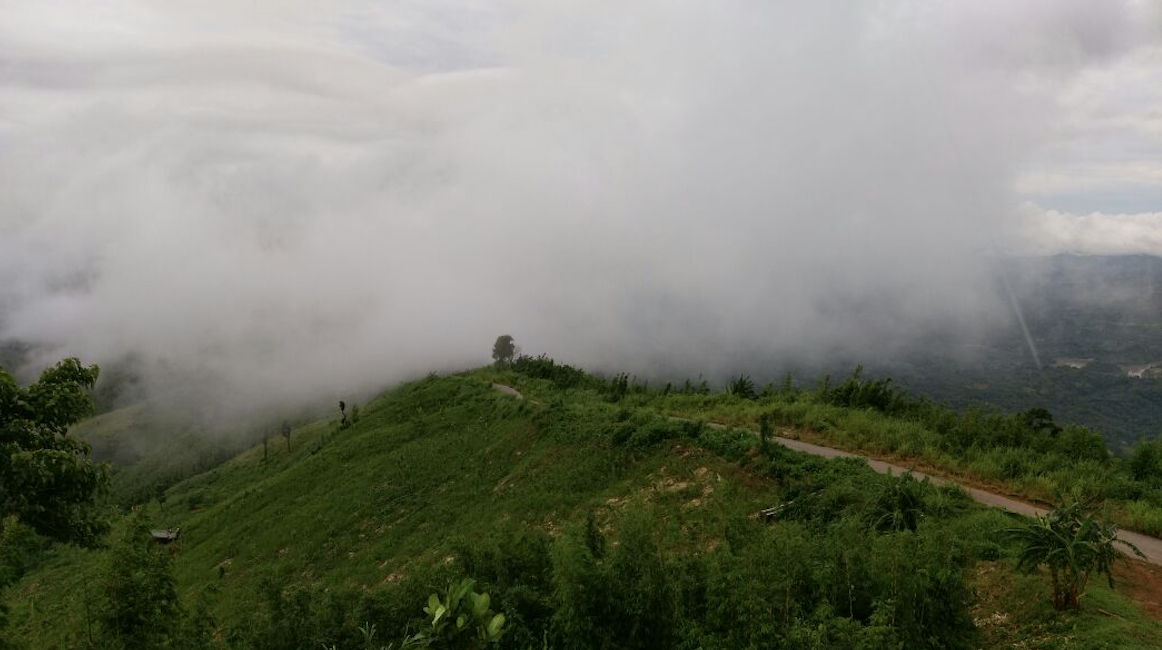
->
<box><xmin>71</xmin><ymin>403</ymin><xmax>247</xmax><ymax>508</ymax></box>
<box><xmin>281</xmin><ymin>420</ymin><xmax>293</xmax><ymax>452</ymax></box>
<box><xmin>10</xmin><ymin>360</ymin><xmax>1162</xmax><ymax>649</ymax></box>
<box><xmin>643</xmin><ymin>365</ymin><xmax>1162</xmax><ymax>534</ymax></box>
<box><xmin>1007</xmin><ymin>499</ymin><xmax>1142</xmax><ymax>610</ymax></box>
<box><xmin>237</xmin><ymin>575</ymin><xmax>358</xmax><ymax>650</ymax></box>
<box><xmin>403</xmin><ymin>579</ymin><xmax>507</xmax><ymax>649</ymax></box>
<box><xmin>97</xmin><ymin>509</ymin><xmax>213</xmax><ymax>650</ymax></box>
<box><xmin>0</xmin><ymin>516</ymin><xmax>47</xmax><ymax>589</ymax></box>
<box><xmin>1130</xmin><ymin>437</ymin><xmax>1162</xmax><ymax>486</ymax></box>
<box><xmin>509</xmin><ymin>355</ymin><xmax>600</xmax><ymax>392</ymax></box>
<box><xmin>759</xmin><ymin>413</ymin><xmax>772</xmax><ymax>456</ymax></box>
<box><xmin>452</xmin><ymin>532</ymin><xmax>554</xmax><ymax>650</ymax></box>
<box><xmin>606</xmin><ymin>373</ymin><xmax>629</xmax><ymax>402</ymax></box>
<box><xmin>492</xmin><ymin>336</ymin><xmax>516</xmax><ymax>366</ymax></box>
<box><xmin>866</xmin><ymin>472</ymin><xmax>928</xmax><ymax>533</ymax></box>
<box><xmin>582</xmin><ymin>510</ymin><xmax>604</xmax><ymax>561</ymax></box>
<box><xmin>725</xmin><ymin>374</ymin><xmax>757</xmax><ymax>400</ymax></box>
<box><xmin>0</xmin><ymin>358</ymin><xmax>108</xmax><ymax>545</ymax></box>
<box><xmin>681</xmin><ymin>514</ymin><xmax>976</xmax><ymax>649</ymax></box>
<box><xmin>819</xmin><ymin>365</ymin><xmax>911</xmax><ymax>414</ymax></box>
<box><xmin>550</xmin><ymin>505</ymin><xmax>674</xmax><ymax>650</ymax></box>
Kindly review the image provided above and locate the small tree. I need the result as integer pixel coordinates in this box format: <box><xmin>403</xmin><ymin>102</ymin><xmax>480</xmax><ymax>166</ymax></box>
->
<box><xmin>726</xmin><ymin>374</ymin><xmax>757</xmax><ymax>400</ymax></box>
<box><xmin>491</xmin><ymin>336</ymin><xmax>516</xmax><ymax>366</ymax></box>
<box><xmin>758</xmin><ymin>413</ymin><xmax>773</xmax><ymax>456</ymax></box>
<box><xmin>1007</xmin><ymin>499</ymin><xmax>1142</xmax><ymax>610</ymax></box>
<box><xmin>1130</xmin><ymin>436</ymin><xmax>1162</xmax><ymax>487</ymax></box>
<box><xmin>281</xmin><ymin>420</ymin><xmax>293</xmax><ymax>452</ymax></box>
<box><xmin>98</xmin><ymin>509</ymin><xmax>183</xmax><ymax>649</ymax></box>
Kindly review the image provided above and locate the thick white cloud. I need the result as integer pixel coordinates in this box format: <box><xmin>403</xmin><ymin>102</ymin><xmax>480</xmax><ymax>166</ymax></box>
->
<box><xmin>0</xmin><ymin>0</ymin><xmax>1158</xmax><ymax>410</ymax></box>
<box><xmin>1019</xmin><ymin>204</ymin><xmax>1162</xmax><ymax>256</ymax></box>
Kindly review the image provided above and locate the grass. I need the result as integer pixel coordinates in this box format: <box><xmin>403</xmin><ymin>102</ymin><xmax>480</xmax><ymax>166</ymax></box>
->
<box><xmin>6</xmin><ymin>372</ymin><xmax>776</xmax><ymax>644</ymax></box>
<box><xmin>71</xmin><ymin>402</ymin><xmax>278</xmax><ymax>507</ymax></box>
<box><xmin>643</xmin><ymin>392</ymin><xmax>1162</xmax><ymax>536</ymax></box>
<box><xmin>7</xmin><ymin>365</ymin><xmax>1162</xmax><ymax>648</ymax></box>
<box><xmin>972</xmin><ymin>559</ymin><xmax>1162</xmax><ymax>649</ymax></box>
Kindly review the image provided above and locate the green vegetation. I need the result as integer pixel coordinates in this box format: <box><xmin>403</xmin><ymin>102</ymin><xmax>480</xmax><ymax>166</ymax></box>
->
<box><xmin>4</xmin><ymin>355</ymin><xmax>1162</xmax><ymax>649</ymax></box>
<box><xmin>95</xmin><ymin>508</ymin><xmax>214</xmax><ymax>650</ymax></box>
<box><xmin>0</xmin><ymin>358</ymin><xmax>108</xmax><ymax>546</ymax></box>
<box><xmin>72</xmin><ymin>404</ymin><xmax>251</xmax><ymax>508</ymax></box>
<box><xmin>885</xmin><ymin>254</ymin><xmax>1162</xmax><ymax>451</ymax></box>
<box><xmin>1007</xmin><ymin>499</ymin><xmax>1142</xmax><ymax>611</ymax></box>
<box><xmin>892</xmin><ymin>361</ymin><xmax>1162</xmax><ymax>453</ymax></box>
<box><xmin>643</xmin><ymin>365</ymin><xmax>1162</xmax><ymax>537</ymax></box>
<box><xmin>492</xmin><ymin>336</ymin><xmax>517</xmax><ymax>366</ymax></box>
<box><xmin>402</xmin><ymin>579</ymin><xmax>508</xmax><ymax>649</ymax></box>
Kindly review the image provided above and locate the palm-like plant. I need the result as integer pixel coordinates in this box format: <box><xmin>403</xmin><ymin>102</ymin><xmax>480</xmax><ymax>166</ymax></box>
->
<box><xmin>867</xmin><ymin>471</ymin><xmax>927</xmax><ymax>533</ymax></box>
<box><xmin>1007</xmin><ymin>499</ymin><xmax>1143</xmax><ymax>610</ymax></box>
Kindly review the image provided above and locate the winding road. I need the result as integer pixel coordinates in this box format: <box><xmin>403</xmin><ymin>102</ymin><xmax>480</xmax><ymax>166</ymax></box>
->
<box><xmin>771</xmin><ymin>434</ymin><xmax>1162</xmax><ymax>565</ymax></box>
<box><xmin>492</xmin><ymin>382</ymin><xmax>1162</xmax><ymax>566</ymax></box>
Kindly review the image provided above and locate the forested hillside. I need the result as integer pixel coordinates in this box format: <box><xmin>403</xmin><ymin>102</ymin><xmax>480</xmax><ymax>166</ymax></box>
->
<box><xmin>809</xmin><ymin>255</ymin><xmax>1162</xmax><ymax>449</ymax></box>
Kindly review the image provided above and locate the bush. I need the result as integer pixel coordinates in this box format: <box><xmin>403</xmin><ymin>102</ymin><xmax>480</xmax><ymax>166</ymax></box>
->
<box><xmin>1008</xmin><ymin>499</ymin><xmax>1142</xmax><ymax>610</ymax></box>
<box><xmin>97</xmin><ymin>510</ymin><xmax>213</xmax><ymax>650</ymax></box>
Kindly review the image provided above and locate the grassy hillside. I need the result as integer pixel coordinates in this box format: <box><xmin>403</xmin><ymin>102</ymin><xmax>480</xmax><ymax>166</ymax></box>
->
<box><xmin>71</xmin><ymin>399</ymin><xmax>328</xmax><ymax>508</ymax></box>
<box><xmin>6</xmin><ymin>364</ymin><xmax>1162</xmax><ymax>649</ymax></box>
<box><xmin>70</xmin><ymin>404</ymin><xmax>236</xmax><ymax>508</ymax></box>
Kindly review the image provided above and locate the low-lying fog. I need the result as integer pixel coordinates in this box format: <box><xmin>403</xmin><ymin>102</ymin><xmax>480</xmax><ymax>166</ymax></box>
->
<box><xmin>2</xmin><ymin>1</ymin><xmax>1160</xmax><ymax>416</ymax></box>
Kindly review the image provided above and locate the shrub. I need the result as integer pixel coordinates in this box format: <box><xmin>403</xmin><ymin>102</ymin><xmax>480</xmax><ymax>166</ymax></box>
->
<box><xmin>1007</xmin><ymin>499</ymin><xmax>1142</xmax><ymax>610</ymax></box>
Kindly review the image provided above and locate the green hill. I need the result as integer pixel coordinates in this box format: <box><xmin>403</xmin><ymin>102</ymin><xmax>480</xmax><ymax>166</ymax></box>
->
<box><xmin>69</xmin><ymin>404</ymin><xmax>242</xmax><ymax>508</ymax></box>
<box><xmin>6</xmin><ymin>363</ymin><xmax>1162</xmax><ymax>649</ymax></box>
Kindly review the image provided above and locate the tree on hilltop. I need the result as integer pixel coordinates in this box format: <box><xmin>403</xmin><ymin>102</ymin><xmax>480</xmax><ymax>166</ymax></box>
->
<box><xmin>492</xmin><ymin>335</ymin><xmax>517</xmax><ymax>366</ymax></box>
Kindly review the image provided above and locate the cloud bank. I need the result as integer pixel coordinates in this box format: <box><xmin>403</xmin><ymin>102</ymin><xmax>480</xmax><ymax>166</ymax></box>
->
<box><xmin>1</xmin><ymin>0</ymin><xmax>1159</xmax><ymax>410</ymax></box>
<box><xmin>1020</xmin><ymin>205</ymin><xmax>1162</xmax><ymax>256</ymax></box>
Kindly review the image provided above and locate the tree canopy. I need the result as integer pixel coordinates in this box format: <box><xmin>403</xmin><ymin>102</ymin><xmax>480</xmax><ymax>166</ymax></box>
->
<box><xmin>0</xmin><ymin>358</ymin><xmax>109</xmax><ymax>545</ymax></box>
<box><xmin>491</xmin><ymin>335</ymin><xmax>516</xmax><ymax>366</ymax></box>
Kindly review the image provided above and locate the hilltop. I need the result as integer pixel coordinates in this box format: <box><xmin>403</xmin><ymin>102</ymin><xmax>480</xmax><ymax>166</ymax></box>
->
<box><xmin>6</xmin><ymin>359</ymin><xmax>1162</xmax><ymax>649</ymax></box>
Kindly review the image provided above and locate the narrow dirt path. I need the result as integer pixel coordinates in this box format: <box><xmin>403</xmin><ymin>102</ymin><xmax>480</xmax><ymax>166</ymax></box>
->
<box><xmin>489</xmin><ymin>383</ymin><xmax>1162</xmax><ymax>565</ymax></box>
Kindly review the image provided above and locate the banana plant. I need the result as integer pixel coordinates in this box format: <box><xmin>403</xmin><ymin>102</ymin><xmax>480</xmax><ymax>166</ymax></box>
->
<box><xmin>1007</xmin><ymin>498</ymin><xmax>1143</xmax><ymax>610</ymax></box>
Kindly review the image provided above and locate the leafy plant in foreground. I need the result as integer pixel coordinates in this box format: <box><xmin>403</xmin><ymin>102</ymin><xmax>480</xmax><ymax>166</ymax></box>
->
<box><xmin>1007</xmin><ymin>498</ymin><xmax>1143</xmax><ymax>610</ymax></box>
<box><xmin>403</xmin><ymin>578</ymin><xmax>507</xmax><ymax>649</ymax></box>
<box><xmin>866</xmin><ymin>472</ymin><xmax>928</xmax><ymax>533</ymax></box>
<box><xmin>0</xmin><ymin>358</ymin><xmax>109</xmax><ymax>546</ymax></box>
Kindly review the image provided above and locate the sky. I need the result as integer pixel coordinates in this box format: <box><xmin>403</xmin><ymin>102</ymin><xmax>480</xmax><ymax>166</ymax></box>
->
<box><xmin>1</xmin><ymin>1</ymin><xmax>1160</xmax><ymax>410</ymax></box>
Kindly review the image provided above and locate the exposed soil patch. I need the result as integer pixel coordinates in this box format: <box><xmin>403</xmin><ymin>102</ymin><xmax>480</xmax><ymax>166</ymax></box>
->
<box><xmin>1115</xmin><ymin>559</ymin><xmax>1162</xmax><ymax>621</ymax></box>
